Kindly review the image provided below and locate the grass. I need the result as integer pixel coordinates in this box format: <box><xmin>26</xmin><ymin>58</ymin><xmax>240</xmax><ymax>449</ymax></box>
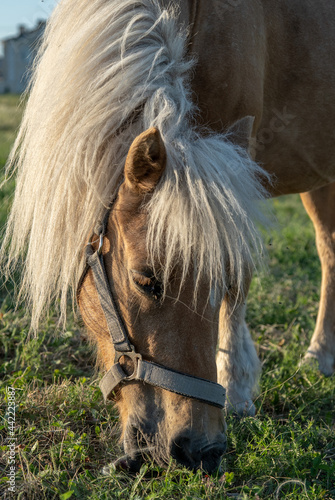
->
<box><xmin>0</xmin><ymin>94</ymin><xmax>334</xmax><ymax>499</ymax></box>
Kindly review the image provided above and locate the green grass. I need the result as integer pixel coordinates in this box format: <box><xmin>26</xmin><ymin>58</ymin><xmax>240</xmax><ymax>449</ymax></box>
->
<box><xmin>0</xmin><ymin>95</ymin><xmax>22</xmax><ymax>168</ymax></box>
<box><xmin>0</xmin><ymin>95</ymin><xmax>334</xmax><ymax>499</ymax></box>
<box><xmin>0</xmin><ymin>94</ymin><xmax>22</xmax><ymax>228</ymax></box>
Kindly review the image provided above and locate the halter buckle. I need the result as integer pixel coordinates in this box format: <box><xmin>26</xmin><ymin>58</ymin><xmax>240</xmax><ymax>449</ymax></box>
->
<box><xmin>114</xmin><ymin>346</ymin><xmax>142</xmax><ymax>381</ymax></box>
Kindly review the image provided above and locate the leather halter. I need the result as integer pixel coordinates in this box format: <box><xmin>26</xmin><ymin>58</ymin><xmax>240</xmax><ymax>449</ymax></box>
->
<box><xmin>81</xmin><ymin>204</ymin><xmax>226</xmax><ymax>409</ymax></box>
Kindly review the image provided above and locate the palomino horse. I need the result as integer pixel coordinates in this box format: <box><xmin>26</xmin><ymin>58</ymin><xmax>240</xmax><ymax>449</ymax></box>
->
<box><xmin>2</xmin><ymin>0</ymin><xmax>335</xmax><ymax>473</ymax></box>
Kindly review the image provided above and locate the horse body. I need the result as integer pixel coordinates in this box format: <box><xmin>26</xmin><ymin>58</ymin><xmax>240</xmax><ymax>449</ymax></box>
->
<box><xmin>188</xmin><ymin>1</ymin><xmax>335</xmax><ymax>415</ymax></box>
<box><xmin>2</xmin><ymin>0</ymin><xmax>335</xmax><ymax>473</ymax></box>
<box><xmin>190</xmin><ymin>0</ymin><xmax>335</xmax><ymax>194</ymax></box>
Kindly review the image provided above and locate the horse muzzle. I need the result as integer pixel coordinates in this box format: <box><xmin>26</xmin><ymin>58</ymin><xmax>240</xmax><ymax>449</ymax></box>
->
<box><xmin>122</xmin><ymin>420</ymin><xmax>227</xmax><ymax>474</ymax></box>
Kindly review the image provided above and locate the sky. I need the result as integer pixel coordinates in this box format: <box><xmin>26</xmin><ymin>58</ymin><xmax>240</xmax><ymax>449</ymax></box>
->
<box><xmin>1</xmin><ymin>0</ymin><xmax>58</xmax><ymax>54</ymax></box>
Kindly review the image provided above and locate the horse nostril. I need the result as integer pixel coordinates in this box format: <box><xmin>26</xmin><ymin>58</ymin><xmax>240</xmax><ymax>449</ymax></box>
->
<box><xmin>200</xmin><ymin>440</ymin><xmax>227</xmax><ymax>474</ymax></box>
<box><xmin>170</xmin><ymin>433</ymin><xmax>227</xmax><ymax>473</ymax></box>
<box><xmin>170</xmin><ymin>434</ymin><xmax>198</xmax><ymax>469</ymax></box>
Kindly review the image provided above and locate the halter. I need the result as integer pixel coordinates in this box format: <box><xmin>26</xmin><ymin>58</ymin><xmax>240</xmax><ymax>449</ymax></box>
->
<box><xmin>81</xmin><ymin>204</ymin><xmax>226</xmax><ymax>409</ymax></box>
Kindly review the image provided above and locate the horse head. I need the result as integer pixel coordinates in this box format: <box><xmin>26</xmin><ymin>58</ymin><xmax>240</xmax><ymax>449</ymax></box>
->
<box><xmin>78</xmin><ymin>127</ymin><xmax>227</xmax><ymax>473</ymax></box>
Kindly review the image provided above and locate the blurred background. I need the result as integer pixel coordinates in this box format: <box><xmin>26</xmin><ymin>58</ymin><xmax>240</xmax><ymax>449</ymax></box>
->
<box><xmin>0</xmin><ymin>0</ymin><xmax>58</xmax><ymax>94</ymax></box>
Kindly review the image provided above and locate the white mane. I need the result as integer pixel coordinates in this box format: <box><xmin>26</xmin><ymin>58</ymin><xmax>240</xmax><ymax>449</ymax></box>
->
<box><xmin>1</xmin><ymin>0</ymin><xmax>268</xmax><ymax>329</ymax></box>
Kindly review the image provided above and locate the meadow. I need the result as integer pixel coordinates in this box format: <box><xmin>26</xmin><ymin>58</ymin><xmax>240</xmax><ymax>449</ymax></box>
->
<box><xmin>0</xmin><ymin>94</ymin><xmax>334</xmax><ymax>499</ymax></box>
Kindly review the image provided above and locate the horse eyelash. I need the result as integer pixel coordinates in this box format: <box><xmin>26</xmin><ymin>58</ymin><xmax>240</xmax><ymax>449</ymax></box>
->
<box><xmin>131</xmin><ymin>272</ymin><xmax>153</xmax><ymax>287</ymax></box>
<box><xmin>131</xmin><ymin>271</ymin><xmax>163</xmax><ymax>300</ymax></box>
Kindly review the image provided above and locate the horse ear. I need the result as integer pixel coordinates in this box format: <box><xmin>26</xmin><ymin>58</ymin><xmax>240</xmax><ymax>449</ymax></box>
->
<box><xmin>227</xmin><ymin>116</ymin><xmax>255</xmax><ymax>150</ymax></box>
<box><xmin>125</xmin><ymin>127</ymin><xmax>166</xmax><ymax>193</ymax></box>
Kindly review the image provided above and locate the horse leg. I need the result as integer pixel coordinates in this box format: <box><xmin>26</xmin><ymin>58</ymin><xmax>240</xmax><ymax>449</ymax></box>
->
<box><xmin>300</xmin><ymin>183</ymin><xmax>335</xmax><ymax>376</ymax></box>
<box><xmin>216</xmin><ymin>288</ymin><xmax>261</xmax><ymax>416</ymax></box>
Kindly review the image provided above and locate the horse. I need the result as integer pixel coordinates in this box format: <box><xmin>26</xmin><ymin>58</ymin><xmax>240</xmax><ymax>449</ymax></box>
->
<box><xmin>1</xmin><ymin>0</ymin><xmax>335</xmax><ymax>474</ymax></box>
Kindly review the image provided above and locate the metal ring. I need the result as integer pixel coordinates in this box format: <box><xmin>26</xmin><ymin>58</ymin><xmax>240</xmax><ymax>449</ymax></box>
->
<box><xmin>98</xmin><ymin>233</ymin><xmax>104</xmax><ymax>255</ymax></box>
<box><xmin>114</xmin><ymin>347</ymin><xmax>142</xmax><ymax>380</ymax></box>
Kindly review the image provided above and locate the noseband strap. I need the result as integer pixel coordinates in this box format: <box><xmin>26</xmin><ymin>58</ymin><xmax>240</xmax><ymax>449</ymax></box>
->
<box><xmin>83</xmin><ymin>220</ymin><xmax>226</xmax><ymax>410</ymax></box>
<box><xmin>100</xmin><ymin>357</ymin><xmax>226</xmax><ymax>408</ymax></box>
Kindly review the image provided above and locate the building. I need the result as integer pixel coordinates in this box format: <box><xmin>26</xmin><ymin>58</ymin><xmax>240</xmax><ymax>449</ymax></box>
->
<box><xmin>1</xmin><ymin>21</ymin><xmax>46</xmax><ymax>94</ymax></box>
<box><xmin>0</xmin><ymin>58</ymin><xmax>4</xmax><ymax>94</ymax></box>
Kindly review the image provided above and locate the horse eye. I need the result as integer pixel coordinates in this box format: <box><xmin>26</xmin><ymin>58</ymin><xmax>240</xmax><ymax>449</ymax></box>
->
<box><xmin>131</xmin><ymin>271</ymin><xmax>163</xmax><ymax>300</ymax></box>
